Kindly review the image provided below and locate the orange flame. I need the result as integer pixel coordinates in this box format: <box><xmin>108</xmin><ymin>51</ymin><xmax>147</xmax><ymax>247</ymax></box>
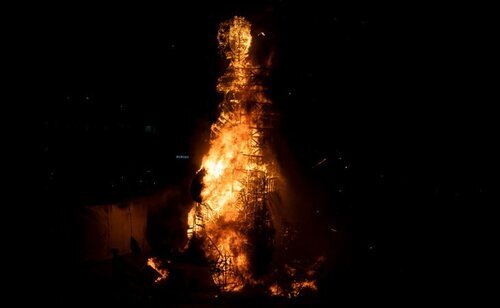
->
<box><xmin>185</xmin><ymin>16</ymin><xmax>323</xmax><ymax>296</ymax></box>
<box><xmin>188</xmin><ymin>16</ymin><xmax>276</xmax><ymax>292</ymax></box>
<box><xmin>147</xmin><ymin>257</ymin><xmax>169</xmax><ymax>283</ymax></box>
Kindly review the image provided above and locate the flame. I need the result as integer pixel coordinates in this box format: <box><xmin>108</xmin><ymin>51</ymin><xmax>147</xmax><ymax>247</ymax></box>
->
<box><xmin>187</xmin><ymin>206</ymin><xmax>196</xmax><ymax>240</ymax></box>
<box><xmin>187</xmin><ymin>16</ymin><xmax>321</xmax><ymax>296</ymax></box>
<box><xmin>147</xmin><ymin>257</ymin><xmax>169</xmax><ymax>283</ymax></box>
<box><xmin>187</xmin><ymin>16</ymin><xmax>277</xmax><ymax>292</ymax></box>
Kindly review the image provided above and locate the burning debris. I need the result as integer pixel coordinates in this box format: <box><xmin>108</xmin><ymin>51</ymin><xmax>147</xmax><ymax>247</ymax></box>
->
<box><xmin>266</xmin><ymin>256</ymin><xmax>324</xmax><ymax>298</ymax></box>
<box><xmin>147</xmin><ymin>257</ymin><xmax>169</xmax><ymax>283</ymax></box>
<box><xmin>269</xmin><ymin>278</ymin><xmax>318</xmax><ymax>299</ymax></box>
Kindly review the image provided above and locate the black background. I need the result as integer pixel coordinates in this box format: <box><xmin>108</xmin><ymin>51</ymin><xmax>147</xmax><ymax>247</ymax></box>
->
<box><xmin>31</xmin><ymin>0</ymin><xmax>493</xmax><ymax>304</ymax></box>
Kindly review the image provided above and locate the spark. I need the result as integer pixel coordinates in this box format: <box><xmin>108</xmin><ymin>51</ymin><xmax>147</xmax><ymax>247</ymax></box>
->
<box><xmin>313</xmin><ymin>158</ymin><xmax>327</xmax><ymax>168</ymax></box>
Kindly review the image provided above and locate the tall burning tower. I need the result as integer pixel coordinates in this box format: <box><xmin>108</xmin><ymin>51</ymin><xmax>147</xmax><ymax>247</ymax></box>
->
<box><xmin>187</xmin><ymin>16</ymin><xmax>278</xmax><ymax>292</ymax></box>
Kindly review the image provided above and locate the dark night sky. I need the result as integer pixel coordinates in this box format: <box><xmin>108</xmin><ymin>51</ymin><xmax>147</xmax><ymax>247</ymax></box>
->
<box><xmin>33</xmin><ymin>1</ymin><xmax>493</xmax><ymax>304</ymax></box>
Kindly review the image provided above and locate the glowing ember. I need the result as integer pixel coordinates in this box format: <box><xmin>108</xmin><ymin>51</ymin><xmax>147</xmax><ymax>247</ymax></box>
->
<box><xmin>269</xmin><ymin>279</ymin><xmax>318</xmax><ymax>298</ymax></box>
<box><xmin>147</xmin><ymin>257</ymin><xmax>169</xmax><ymax>283</ymax></box>
<box><xmin>291</xmin><ymin>279</ymin><xmax>318</xmax><ymax>297</ymax></box>
<box><xmin>269</xmin><ymin>283</ymin><xmax>285</xmax><ymax>297</ymax></box>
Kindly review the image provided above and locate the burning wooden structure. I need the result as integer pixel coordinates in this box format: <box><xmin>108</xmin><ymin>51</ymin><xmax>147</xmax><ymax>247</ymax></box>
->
<box><xmin>187</xmin><ymin>16</ymin><xmax>278</xmax><ymax>292</ymax></box>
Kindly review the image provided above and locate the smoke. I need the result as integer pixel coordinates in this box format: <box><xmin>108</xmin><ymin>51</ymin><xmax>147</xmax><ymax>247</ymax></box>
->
<box><xmin>271</xmin><ymin>133</ymin><xmax>330</xmax><ymax>262</ymax></box>
<box><xmin>146</xmin><ymin>184</ymin><xmax>193</xmax><ymax>258</ymax></box>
